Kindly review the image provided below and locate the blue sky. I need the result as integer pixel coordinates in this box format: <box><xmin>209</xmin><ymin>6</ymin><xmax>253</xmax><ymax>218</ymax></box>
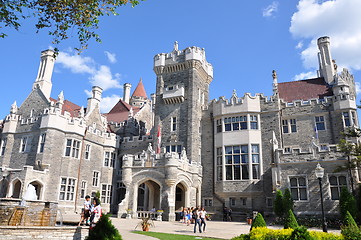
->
<box><xmin>1</xmin><ymin>0</ymin><xmax>361</xmax><ymax>118</ymax></box>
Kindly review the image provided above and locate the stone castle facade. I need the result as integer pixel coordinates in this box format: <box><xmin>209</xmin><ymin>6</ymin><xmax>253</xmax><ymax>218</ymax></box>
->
<box><xmin>0</xmin><ymin>37</ymin><xmax>359</xmax><ymax>220</ymax></box>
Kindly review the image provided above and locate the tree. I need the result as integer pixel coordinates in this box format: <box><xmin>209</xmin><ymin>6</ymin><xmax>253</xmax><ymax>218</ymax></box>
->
<box><xmin>250</xmin><ymin>213</ymin><xmax>267</xmax><ymax>230</ymax></box>
<box><xmin>0</xmin><ymin>0</ymin><xmax>142</xmax><ymax>53</ymax></box>
<box><xmin>274</xmin><ymin>190</ymin><xmax>284</xmax><ymax>218</ymax></box>
<box><xmin>284</xmin><ymin>209</ymin><xmax>299</xmax><ymax>229</ymax></box>
<box><xmin>283</xmin><ymin>188</ymin><xmax>293</xmax><ymax>214</ymax></box>
<box><xmin>340</xmin><ymin>187</ymin><xmax>357</xmax><ymax>220</ymax></box>
<box><xmin>87</xmin><ymin>214</ymin><xmax>122</xmax><ymax>240</ymax></box>
<box><xmin>341</xmin><ymin>211</ymin><xmax>361</xmax><ymax>240</ymax></box>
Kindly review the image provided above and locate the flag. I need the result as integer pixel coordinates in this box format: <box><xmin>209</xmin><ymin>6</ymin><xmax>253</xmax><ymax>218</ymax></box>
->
<box><xmin>314</xmin><ymin>124</ymin><xmax>319</xmax><ymax>139</ymax></box>
<box><xmin>156</xmin><ymin>125</ymin><xmax>161</xmax><ymax>154</ymax></box>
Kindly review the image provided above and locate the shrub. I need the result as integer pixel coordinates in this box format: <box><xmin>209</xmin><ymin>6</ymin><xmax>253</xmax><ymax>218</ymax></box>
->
<box><xmin>274</xmin><ymin>190</ymin><xmax>284</xmax><ymax>218</ymax></box>
<box><xmin>251</xmin><ymin>213</ymin><xmax>267</xmax><ymax>230</ymax></box>
<box><xmin>339</xmin><ymin>187</ymin><xmax>357</xmax><ymax>220</ymax></box>
<box><xmin>284</xmin><ymin>209</ymin><xmax>299</xmax><ymax>229</ymax></box>
<box><xmin>309</xmin><ymin>231</ymin><xmax>344</xmax><ymax>240</ymax></box>
<box><xmin>283</xmin><ymin>188</ymin><xmax>294</xmax><ymax>214</ymax></box>
<box><xmin>290</xmin><ymin>226</ymin><xmax>311</xmax><ymax>240</ymax></box>
<box><xmin>87</xmin><ymin>214</ymin><xmax>122</xmax><ymax>240</ymax></box>
<box><xmin>341</xmin><ymin>211</ymin><xmax>361</xmax><ymax>240</ymax></box>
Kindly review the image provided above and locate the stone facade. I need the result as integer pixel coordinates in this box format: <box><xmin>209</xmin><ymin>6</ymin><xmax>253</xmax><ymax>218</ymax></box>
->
<box><xmin>0</xmin><ymin>36</ymin><xmax>359</xmax><ymax>222</ymax></box>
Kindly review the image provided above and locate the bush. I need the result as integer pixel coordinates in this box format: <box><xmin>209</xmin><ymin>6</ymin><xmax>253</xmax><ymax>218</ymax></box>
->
<box><xmin>87</xmin><ymin>214</ymin><xmax>122</xmax><ymax>240</ymax></box>
<box><xmin>341</xmin><ymin>211</ymin><xmax>361</xmax><ymax>240</ymax></box>
<box><xmin>251</xmin><ymin>213</ymin><xmax>267</xmax><ymax>230</ymax></box>
<box><xmin>309</xmin><ymin>231</ymin><xmax>344</xmax><ymax>240</ymax></box>
<box><xmin>284</xmin><ymin>210</ymin><xmax>299</xmax><ymax>229</ymax></box>
<box><xmin>340</xmin><ymin>187</ymin><xmax>357</xmax><ymax>220</ymax></box>
<box><xmin>283</xmin><ymin>188</ymin><xmax>294</xmax><ymax>214</ymax></box>
<box><xmin>290</xmin><ymin>226</ymin><xmax>311</xmax><ymax>240</ymax></box>
<box><xmin>274</xmin><ymin>190</ymin><xmax>284</xmax><ymax>218</ymax></box>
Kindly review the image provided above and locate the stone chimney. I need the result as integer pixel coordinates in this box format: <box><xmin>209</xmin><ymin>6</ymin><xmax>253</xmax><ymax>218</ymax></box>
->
<box><xmin>32</xmin><ymin>50</ymin><xmax>55</xmax><ymax>99</ymax></box>
<box><xmin>123</xmin><ymin>83</ymin><xmax>131</xmax><ymax>104</ymax></box>
<box><xmin>317</xmin><ymin>36</ymin><xmax>335</xmax><ymax>84</ymax></box>
<box><xmin>87</xmin><ymin>86</ymin><xmax>103</xmax><ymax>113</ymax></box>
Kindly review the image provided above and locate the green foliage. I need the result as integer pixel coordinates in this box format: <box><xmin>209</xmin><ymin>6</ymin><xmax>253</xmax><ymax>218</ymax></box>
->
<box><xmin>290</xmin><ymin>226</ymin><xmax>311</xmax><ymax>240</ymax></box>
<box><xmin>274</xmin><ymin>190</ymin><xmax>284</xmax><ymax>218</ymax></box>
<box><xmin>341</xmin><ymin>211</ymin><xmax>361</xmax><ymax>240</ymax></box>
<box><xmin>87</xmin><ymin>214</ymin><xmax>122</xmax><ymax>240</ymax></box>
<box><xmin>284</xmin><ymin>210</ymin><xmax>299</xmax><ymax>229</ymax></box>
<box><xmin>136</xmin><ymin>231</ymin><xmax>221</xmax><ymax>240</ymax></box>
<box><xmin>0</xmin><ymin>0</ymin><xmax>143</xmax><ymax>52</ymax></box>
<box><xmin>339</xmin><ymin>187</ymin><xmax>357</xmax><ymax>219</ymax></box>
<box><xmin>250</xmin><ymin>213</ymin><xmax>267</xmax><ymax>230</ymax></box>
<box><xmin>283</xmin><ymin>189</ymin><xmax>294</xmax><ymax>213</ymax></box>
<box><xmin>232</xmin><ymin>227</ymin><xmax>344</xmax><ymax>240</ymax></box>
<box><xmin>343</xmin><ymin>211</ymin><xmax>359</xmax><ymax>228</ymax></box>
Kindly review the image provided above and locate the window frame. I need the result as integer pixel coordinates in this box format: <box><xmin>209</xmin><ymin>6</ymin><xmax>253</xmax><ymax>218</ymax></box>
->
<box><xmin>59</xmin><ymin>177</ymin><xmax>76</xmax><ymax>201</ymax></box>
<box><xmin>0</xmin><ymin>138</ymin><xmax>7</xmax><ymax>156</ymax></box>
<box><xmin>289</xmin><ymin>176</ymin><xmax>308</xmax><ymax>202</ymax></box>
<box><xmin>64</xmin><ymin>138</ymin><xmax>81</xmax><ymax>158</ymax></box>
<box><xmin>328</xmin><ymin>174</ymin><xmax>348</xmax><ymax>200</ymax></box>
<box><xmin>38</xmin><ymin>133</ymin><xmax>46</xmax><ymax>153</ymax></box>
<box><xmin>315</xmin><ymin>116</ymin><xmax>326</xmax><ymax>131</ymax></box>
<box><xmin>92</xmin><ymin>171</ymin><xmax>100</xmax><ymax>187</ymax></box>
<box><xmin>171</xmin><ymin>117</ymin><xmax>177</xmax><ymax>132</ymax></box>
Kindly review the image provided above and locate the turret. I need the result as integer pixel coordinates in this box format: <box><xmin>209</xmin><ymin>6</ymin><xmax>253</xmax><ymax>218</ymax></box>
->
<box><xmin>317</xmin><ymin>36</ymin><xmax>336</xmax><ymax>84</ymax></box>
<box><xmin>123</xmin><ymin>83</ymin><xmax>131</xmax><ymax>104</ymax></box>
<box><xmin>87</xmin><ymin>86</ymin><xmax>103</xmax><ymax>113</ymax></box>
<box><xmin>32</xmin><ymin>50</ymin><xmax>55</xmax><ymax>100</ymax></box>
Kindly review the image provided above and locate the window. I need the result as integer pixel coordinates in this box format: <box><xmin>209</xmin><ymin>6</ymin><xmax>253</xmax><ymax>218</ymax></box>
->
<box><xmin>284</xmin><ymin>147</ymin><xmax>291</xmax><ymax>153</ymax></box>
<box><xmin>204</xmin><ymin>198</ymin><xmax>213</xmax><ymax>207</ymax></box>
<box><xmin>85</xmin><ymin>144</ymin><xmax>91</xmax><ymax>160</ymax></box>
<box><xmin>320</xmin><ymin>144</ymin><xmax>329</xmax><ymax>151</ymax></box>
<box><xmin>216</xmin><ymin>119</ymin><xmax>222</xmax><ymax>133</ymax></box>
<box><xmin>329</xmin><ymin>175</ymin><xmax>347</xmax><ymax>200</ymax></box>
<box><xmin>290</xmin><ymin>177</ymin><xmax>307</xmax><ymax>201</ymax></box>
<box><xmin>225</xmin><ymin>145</ymin><xmax>249</xmax><ymax>180</ymax></box>
<box><xmin>251</xmin><ymin>144</ymin><xmax>260</xmax><ymax>179</ymax></box>
<box><xmin>101</xmin><ymin>184</ymin><xmax>113</xmax><ymax>204</ymax></box>
<box><xmin>351</xmin><ymin>111</ymin><xmax>357</xmax><ymax>126</ymax></box>
<box><xmin>216</xmin><ymin>147</ymin><xmax>223</xmax><ymax>181</ymax></box>
<box><xmin>224</xmin><ymin>116</ymin><xmax>247</xmax><ymax>131</ymax></box>
<box><xmin>266</xmin><ymin>197</ymin><xmax>273</xmax><ymax>207</ymax></box>
<box><xmin>104</xmin><ymin>152</ymin><xmax>110</xmax><ymax>167</ymax></box>
<box><xmin>250</xmin><ymin>115</ymin><xmax>258</xmax><ymax>130</ymax></box>
<box><xmin>229</xmin><ymin>197</ymin><xmax>236</xmax><ymax>206</ymax></box>
<box><xmin>343</xmin><ymin>112</ymin><xmax>351</xmax><ymax>127</ymax></box>
<box><xmin>20</xmin><ymin>136</ymin><xmax>31</xmax><ymax>152</ymax></box>
<box><xmin>64</xmin><ymin>139</ymin><xmax>81</xmax><ymax>158</ymax></box>
<box><xmin>38</xmin><ymin>133</ymin><xmax>46</xmax><ymax>153</ymax></box>
<box><xmin>0</xmin><ymin>138</ymin><xmax>7</xmax><ymax>156</ymax></box>
<box><xmin>315</xmin><ymin>116</ymin><xmax>326</xmax><ymax>131</ymax></box>
<box><xmin>240</xmin><ymin>197</ymin><xmax>247</xmax><ymax>206</ymax></box>
<box><xmin>92</xmin><ymin>171</ymin><xmax>100</xmax><ymax>187</ymax></box>
<box><xmin>59</xmin><ymin>177</ymin><xmax>76</xmax><ymax>201</ymax></box>
<box><xmin>171</xmin><ymin>117</ymin><xmax>177</xmax><ymax>131</ymax></box>
<box><xmin>166</xmin><ymin>145</ymin><xmax>182</xmax><ymax>154</ymax></box>
<box><xmin>282</xmin><ymin>119</ymin><xmax>297</xmax><ymax>133</ymax></box>
<box><xmin>80</xmin><ymin>181</ymin><xmax>87</xmax><ymax>199</ymax></box>
<box><xmin>110</xmin><ymin>152</ymin><xmax>116</xmax><ymax>168</ymax></box>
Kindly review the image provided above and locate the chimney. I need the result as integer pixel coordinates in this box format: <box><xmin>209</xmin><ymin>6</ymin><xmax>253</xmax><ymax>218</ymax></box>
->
<box><xmin>317</xmin><ymin>36</ymin><xmax>335</xmax><ymax>84</ymax></box>
<box><xmin>32</xmin><ymin>50</ymin><xmax>55</xmax><ymax>99</ymax></box>
<box><xmin>87</xmin><ymin>86</ymin><xmax>103</xmax><ymax>113</ymax></box>
<box><xmin>123</xmin><ymin>83</ymin><xmax>131</xmax><ymax>104</ymax></box>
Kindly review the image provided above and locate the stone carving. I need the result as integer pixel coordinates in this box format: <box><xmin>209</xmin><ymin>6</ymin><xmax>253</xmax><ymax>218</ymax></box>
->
<box><xmin>174</xmin><ymin>41</ymin><xmax>178</xmax><ymax>51</ymax></box>
<box><xmin>10</xmin><ymin>101</ymin><xmax>17</xmax><ymax>114</ymax></box>
<box><xmin>310</xmin><ymin>137</ymin><xmax>319</xmax><ymax>158</ymax></box>
<box><xmin>147</xmin><ymin>143</ymin><xmax>155</xmax><ymax>155</ymax></box>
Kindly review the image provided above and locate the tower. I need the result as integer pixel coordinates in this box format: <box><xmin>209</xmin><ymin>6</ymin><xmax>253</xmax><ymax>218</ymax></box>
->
<box><xmin>32</xmin><ymin>50</ymin><xmax>55</xmax><ymax>100</ymax></box>
<box><xmin>123</xmin><ymin>83</ymin><xmax>132</xmax><ymax>104</ymax></box>
<box><xmin>153</xmin><ymin>42</ymin><xmax>213</xmax><ymax>163</ymax></box>
<box><xmin>130</xmin><ymin>78</ymin><xmax>148</xmax><ymax>108</ymax></box>
<box><xmin>317</xmin><ymin>36</ymin><xmax>336</xmax><ymax>84</ymax></box>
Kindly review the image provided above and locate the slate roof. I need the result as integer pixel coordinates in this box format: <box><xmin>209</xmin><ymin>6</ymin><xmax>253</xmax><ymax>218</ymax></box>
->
<box><xmin>49</xmin><ymin>98</ymin><xmax>81</xmax><ymax>117</ymax></box>
<box><xmin>278</xmin><ymin>77</ymin><xmax>333</xmax><ymax>103</ymax></box>
<box><xmin>105</xmin><ymin>99</ymin><xmax>140</xmax><ymax>123</ymax></box>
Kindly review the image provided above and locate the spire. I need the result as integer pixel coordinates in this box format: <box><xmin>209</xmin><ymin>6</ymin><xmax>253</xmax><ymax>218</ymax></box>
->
<box><xmin>272</xmin><ymin>70</ymin><xmax>278</xmax><ymax>96</ymax></box>
<box><xmin>131</xmin><ymin>78</ymin><xmax>148</xmax><ymax>99</ymax></box>
<box><xmin>58</xmin><ymin>91</ymin><xmax>64</xmax><ymax>103</ymax></box>
<box><xmin>10</xmin><ymin>101</ymin><xmax>17</xmax><ymax>114</ymax></box>
<box><xmin>33</xmin><ymin>49</ymin><xmax>55</xmax><ymax>100</ymax></box>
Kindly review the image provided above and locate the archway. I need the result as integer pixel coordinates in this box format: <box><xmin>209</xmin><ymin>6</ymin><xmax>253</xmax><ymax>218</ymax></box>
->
<box><xmin>175</xmin><ymin>183</ymin><xmax>186</xmax><ymax>211</ymax></box>
<box><xmin>12</xmin><ymin>179</ymin><xmax>22</xmax><ymax>198</ymax></box>
<box><xmin>116</xmin><ymin>182</ymin><xmax>126</xmax><ymax>204</ymax></box>
<box><xmin>0</xmin><ymin>178</ymin><xmax>8</xmax><ymax>198</ymax></box>
<box><xmin>29</xmin><ymin>181</ymin><xmax>42</xmax><ymax>200</ymax></box>
<box><xmin>137</xmin><ymin>180</ymin><xmax>160</xmax><ymax>211</ymax></box>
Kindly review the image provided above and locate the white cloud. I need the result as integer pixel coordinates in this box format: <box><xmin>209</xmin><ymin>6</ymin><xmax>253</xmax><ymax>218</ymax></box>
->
<box><xmin>263</xmin><ymin>1</ymin><xmax>279</xmax><ymax>17</ymax></box>
<box><xmin>56</xmin><ymin>51</ymin><xmax>122</xmax><ymax>91</ymax></box>
<box><xmin>355</xmin><ymin>82</ymin><xmax>361</xmax><ymax>95</ymax></box>
<box><xmin>295</xmin><ymin>41</ymin><xmax>303</xmax><ymax>49</ymax></box>
<box><xmin>293</xmin><ymin>71</ymin><xmax>317</xmax><ymax>81</ymax></box>
<box><xmin>100</xmin><ymin>94</ymin><xmax>121</xmax><ymax>113</ymax></box>
<box><xmin>104</xmin><ymin>51</ymin><xmax>117</xmax><ymax>63</ymax></box>
<box><xmin>290</xmin><ymin>0</ymin><xmax>361</xmax><ymax>71</ymax></box>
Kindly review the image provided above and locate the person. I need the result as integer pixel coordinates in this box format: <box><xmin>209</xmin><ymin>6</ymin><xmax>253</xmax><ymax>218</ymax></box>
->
<box><xmin>78</xmin><ymin>195</ymin><xmax>91</xmax><ymax>226</ymax></box>
<box><xmin>228</xmin><ymin>207</ymin><xmax>232</xmax><ymax>222</ymax></box>
<box><xmin>183</xmin><ymin>207</ymin><xmax>188</xmax><ymax>224</ymax></box>
<box><xmin>90</xmin><ymin>197</ymin><xmax>102</xmax><ymax>228</ymax></box>
<box><xmin>193</xmin><ymin>207</ymin><xmax>202</xmax><ymax>233</ymax></box>
<box><xmin>223</xmin><ymin>207</ymin><xmax>228</xmax><ymax>221</ymax></box>
<box><xmin>200</xmin><ymin>207</ymin><xmax>207</xmax><ymax>232</ymax></box>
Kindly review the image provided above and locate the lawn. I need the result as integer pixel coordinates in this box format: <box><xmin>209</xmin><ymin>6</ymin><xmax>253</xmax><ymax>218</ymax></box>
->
<box><xmin>133</xmin><ymin>231</ymin><xmax>225</xmax><ymax>240</ymax></box>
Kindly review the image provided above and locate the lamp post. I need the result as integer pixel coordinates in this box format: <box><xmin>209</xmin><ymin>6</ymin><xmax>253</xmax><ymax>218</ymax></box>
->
<box><xmin>315</xmin><ymin>163</ymin><xmax>327</xmax><ymax>233</ymax></box>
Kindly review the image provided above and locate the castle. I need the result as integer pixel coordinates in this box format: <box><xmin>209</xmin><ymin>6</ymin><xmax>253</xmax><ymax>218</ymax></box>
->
<box><xmin>0</xmin><ymin>36</ymin><xmax>358</xmax><ymax>220</ymax></box>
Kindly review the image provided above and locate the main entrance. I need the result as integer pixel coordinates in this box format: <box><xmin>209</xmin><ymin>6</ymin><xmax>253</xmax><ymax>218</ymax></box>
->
<box><xmin>136</xmin><ymin>180</ymin><xmax>160</xmax><ymax>211</ymax></box>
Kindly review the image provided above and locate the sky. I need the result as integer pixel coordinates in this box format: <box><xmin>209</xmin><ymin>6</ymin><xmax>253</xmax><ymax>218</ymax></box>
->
<box><xmin>1</xmin><ymin>0</ymin><xmax>361</xmax><ymax>118</ymax></box>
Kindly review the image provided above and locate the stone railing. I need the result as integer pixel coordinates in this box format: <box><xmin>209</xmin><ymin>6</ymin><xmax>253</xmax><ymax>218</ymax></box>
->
<box><xmin>136</xmin><ymin>211</ymin><xmax>162</xmax><ymax>221</ymax></box>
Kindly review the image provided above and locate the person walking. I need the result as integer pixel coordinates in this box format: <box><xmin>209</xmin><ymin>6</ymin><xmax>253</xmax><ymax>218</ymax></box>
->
<box><xmin>193</xmin><ymin>207</ymin><xmax>202</xmax><ymax>233</ymax></box>
<box><xmin>90</xmin><ymin>197</ymin><xmax>102</xmax><ymax>229</ymax></box>
<box><xmin>78</xmin><ymin>195</ymin><xmax>91</xmax><ymax>226</ymax></box>
<box><xmin>200</xmin><ymin>207</ymin><xmax>207</xmax><ymax>233</ymax></box>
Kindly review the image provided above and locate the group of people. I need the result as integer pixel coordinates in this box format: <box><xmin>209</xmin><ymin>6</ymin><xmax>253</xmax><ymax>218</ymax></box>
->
<box><xmin>180</xmin><ymin>207</ymin><xmax>207</xmax><ymax>233</ymax></box>
<box><xmin>78</xmin><ymin>195</ymin><xmax>102</xmax><ymax>228</ymax></box>
<box><xmin>223</xmin><ymin>207</ymin><xmax>232</xmax><ymax>221</ymax></box>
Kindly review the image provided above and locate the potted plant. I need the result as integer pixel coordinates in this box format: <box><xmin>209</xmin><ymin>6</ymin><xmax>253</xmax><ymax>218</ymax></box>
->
<box><xmin>137</xmin><ymin>217</ymin><xmax>154</xmax><ymax>231</ymax></box>
<box><xmin>247</xmin><ymin>216</ymin><xmax>253</xmax><ymax>225</ymax></box>
<box><xmin>156</xmin><ymin>209</ymin><xmax>163</xmax><ymax>221</ymax></box>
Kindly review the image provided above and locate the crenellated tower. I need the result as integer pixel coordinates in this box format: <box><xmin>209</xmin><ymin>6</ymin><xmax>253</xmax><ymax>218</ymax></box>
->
<box><xmin>153</xmin><ymin>42</ymin><xmax>213</xmax><ymax>163</ymax></box>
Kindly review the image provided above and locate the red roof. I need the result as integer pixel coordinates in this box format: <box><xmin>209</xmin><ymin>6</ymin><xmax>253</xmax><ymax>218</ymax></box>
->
<box><xmin>49</xmin><ymin>98</ymin><xmax>81</xmax><ymax>117</ymax></box>
<box><xmin>105</xmin><ymin>99</ymin><xmax>140</xmax><ymax>123</ymax></box>
<box><xmin>132</xmin><ymin>78</ymin><xmax>148</xmax><ymax>99</ymax></box>
<box><xmin>278</xmin><ymin>77</ymin><xmax>333</xmax><ymax>102</ymax></box>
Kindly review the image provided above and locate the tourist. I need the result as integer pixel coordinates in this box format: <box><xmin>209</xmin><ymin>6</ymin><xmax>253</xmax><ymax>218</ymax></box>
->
<box><xmin>183</xmin><ymin>207</ymin><xmax>188</xmax><ymax>224</ymax></box>
<box><xmin>200</xmin><ymin>207</ymin><xmax>207</xmax><ymax>232</ymax></box>
<box><xmin>78</xmin><ymin>195</ymin><xmax>91</xmax><ymax>226</ymax></box>
<box><xmin>223</xmin><ymin>207</ymin><xmax>228</xmax><ymax>221</ymax></box>
<box><xmin>193</xmin><ymin>207</ymin><xmax>202</xmax><ymax>233</ymax></box>
<box><xmin>90</xmin><ymin>197</ymin><xmax>102</xmax><ymax>228</ymax></box>
<box><xmin>228</xmin><ymin>207</ymin><xmax>232</xmax><ymax>222</ymax></box>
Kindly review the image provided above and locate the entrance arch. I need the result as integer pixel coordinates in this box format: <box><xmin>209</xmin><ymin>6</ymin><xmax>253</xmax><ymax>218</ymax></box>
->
<box><xmin>136</xmin><ymin>180</ymin><xmax>160</xmax><ymax>211</ymax></box>
<box><xmin>12</xmin><ymin>179</ymin><xmax>22</xmax><ymax>198</ymax></box>
<box><xmin>175</xmin><ymin>182</ymin><xmax>187</xmax><ymax>211</ymax></box>
<box><xmin>29</xmin><ymin>181</ymin><xmax>43</xmax><ymax>200</ymax></box>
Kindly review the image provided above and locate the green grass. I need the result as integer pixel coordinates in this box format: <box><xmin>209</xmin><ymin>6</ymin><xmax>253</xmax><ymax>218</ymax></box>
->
<box><xmin>133</xmin><ymin>231</ymin><xmax>225</xmax><ymax>240</ymax></box>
